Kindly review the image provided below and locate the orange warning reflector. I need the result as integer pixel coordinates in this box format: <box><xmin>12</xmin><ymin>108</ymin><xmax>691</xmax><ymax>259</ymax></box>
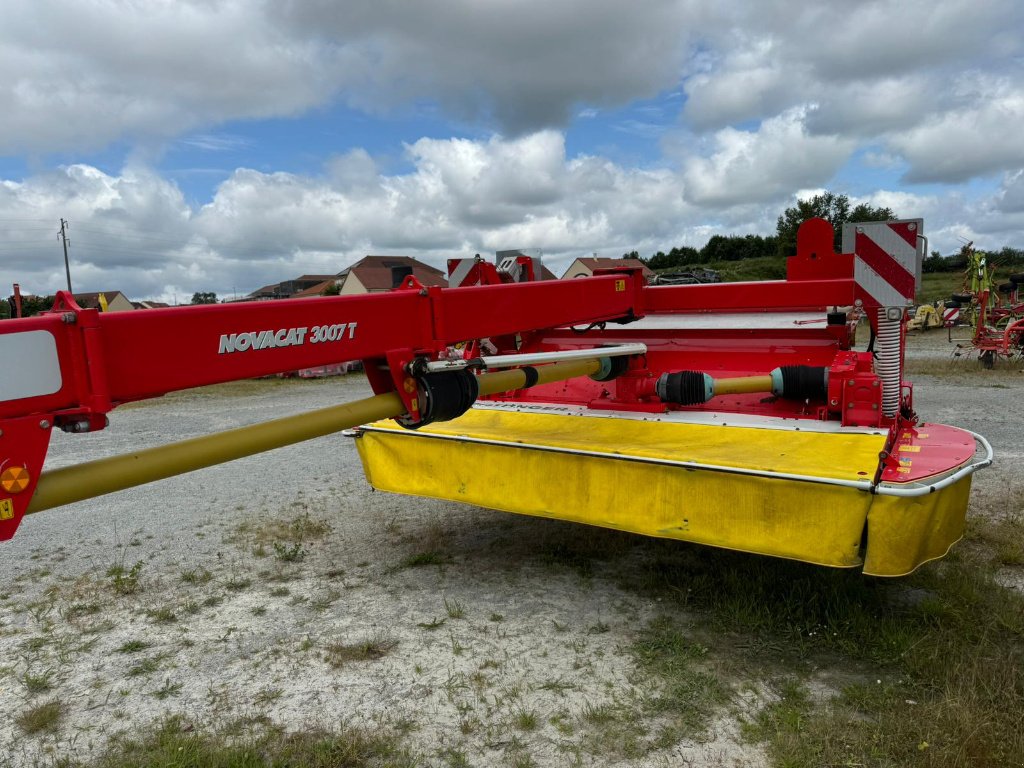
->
<box><xmin>1</xmin><ymin>466</ymin><xmax>30</xmax><ymax>494</ymax></box>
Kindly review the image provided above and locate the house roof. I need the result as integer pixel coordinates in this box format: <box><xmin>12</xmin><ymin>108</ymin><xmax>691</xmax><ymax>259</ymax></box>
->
<box><xmin>73</xmin><ymin>291</ymin><xmax>128</xmax><ymax>310</ymax></box>
<box><xmin>248</xmin><ymin>283</ymin><xmax>283</xmax><ymax>297</ymax></box>
<box><xmin>345</xmin><ymin>255</ymin><xmax>446</xmax><ymax>291</ymax></box>
<box><xmin>566</xmin><ymin>258</ymin><xmax>654</xmax><ymax>278</ymax></box>
<box><xmin>294</xmin><ymin>274</ymin><xmax>336</xmax><ymax>282</ymax></box>
<box><xmin>131</xmin><ymin>300</ymin><xmax>170</xmax><ymax>309</ymax></box>
<box><xmin>291</xmin><ymin>280</ymin><xmax>335</xmax><ymax>298</ymax></box>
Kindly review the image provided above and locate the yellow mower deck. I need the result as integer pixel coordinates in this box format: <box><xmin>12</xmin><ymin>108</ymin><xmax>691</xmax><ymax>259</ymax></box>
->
<box><xmin>355</xmin><ymin>406</ymin><xmax>974</xmax><ymax>577</ymax></box>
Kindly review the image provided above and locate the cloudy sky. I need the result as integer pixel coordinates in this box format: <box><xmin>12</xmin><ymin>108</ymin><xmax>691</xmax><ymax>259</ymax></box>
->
<box><xmin>1</xmin><ymin>0</ymin><xmax>1022</xmax><ymax>302</ymax></box>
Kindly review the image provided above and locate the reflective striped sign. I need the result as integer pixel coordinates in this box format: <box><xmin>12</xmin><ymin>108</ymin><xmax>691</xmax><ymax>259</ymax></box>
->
<box><xmin>842</xmin><ymin>220</ymin><xmax>923</xmax><ymax>307</ymax></box>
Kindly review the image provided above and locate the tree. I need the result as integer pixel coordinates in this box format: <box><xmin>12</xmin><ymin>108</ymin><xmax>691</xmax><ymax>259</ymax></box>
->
<box><xmin>645</xmin><ymin>246</ymin><xmax>700</xmax><ymax>270</ymax></box>
<box><xmin>775</xmin><ymin>192</ymin><xmax>894</xmax><ymax>256</ymax></box>
<box><xmin>190</xmin><ymin>292</ymin><xmax>218</xmax><ymax>305</ymax></box>
<box><xmin>321</xmin><ymin>282</ymin><xmax>341</xmax><ymax>296</ymax></box>
<box><xmin>700</xmin><ymin>234</ymin><xmax>777</xmax><ymax>263</ymax></box>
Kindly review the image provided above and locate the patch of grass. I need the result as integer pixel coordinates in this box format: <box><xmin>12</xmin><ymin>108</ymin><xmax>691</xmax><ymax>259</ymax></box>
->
<box><xmin>273</xmin><ymin>541</ymin><xmax>306</xmax><ymax>563</ymax></box>
<box><xmin>968</xmin><ymin>512</ymin><xmax>1024</xmax><ymax>567</ymax></box>
<box><xmin>269</xmin><ymin>586</ymin><xmax>290</xmax><ymax>597</ymax></box>
<box><xmin>145</xmin><ymin>606</ymin><xmax>177</xmax><ymax>624</ymax></box>
<box><xmin>84</xmin><ymin>715</ymin><xmax>412</xmax><ymax>767</ymax></box>
<box><xmin>63</xmin><ymin>601</ymin><xmax>102</xmax><ymax>620</ymax></box>
<box><xmin>417</xmin><ymin>617</ymin><xmax>446</xmax><ymax>631</ymax></box>
<box><xmin>21</xmin><ymin>669</ymin><xmax>54</xmax><ymax>694</ymax></box>
<box><xmin>180</xmin><ymin>567</ymin><xmax>212</xmax><ymax>585</ymax></box>
<box><xmin>631</xmin><ymin>617</ymin><xmax>729</xmax><ymax>741</ymax></box>
<box><xmin>116</xmin><ymin>639</ymin><xmax>150</xmax><ymax>654</ymax></box>
<box><xmin>127</xmin><ymin>657</ymin><xmax>162</xmax><ymax>677</ymax></box>
<box><xmin>254</xmin><ymin>687</ymin><xmax>284</xmax><ymax>706</ymax></box>
<box><xmin>395</xmin><ymin>551</ymin><xmax>452</xmax><ymax>570</ymax></box>
<box><xmin>443</xmin><ymin>597</ymin><xmax>466</xmax><ymax>619</ymax></box>
<box><xmin>233</xmin><ymin>512</ymin><xmax>331</xmax><ymax>547</ymax></box>
<box><xmin>224</xmin><ymin>576</ymin><xmax>252</xmax><ymax>592</ymax></box>
<box><xmin>15</xmin><ymin>699</ymin><xmax>64</xmax><ymax>735</ymax></box>
<box><xmin>324</xmin><ymin>633</ymin><xmax>398</xmax><ymax>668</ymax></box>
<box><xmin>106</xmin><ymin>561</ymin><xmax>144</xmax><ymax>595</ymax></box>
<box><xmin>587</xmin><ymin>619</ymin><xmax>610</xmax><ymax>635</ymax></box>
<box><xmin>513</xmin><ymin>708</ymin><xmax>538</xmax><ymax>731</ymax></box>
<box><xmin>153</xmin><ymin>680</ymin><xmax>183</xmax><ymax>700</ymax></box>
<box><xmin>538</xmin><ymin>679</ymin><xmax>575</xmax><ymax>694</ymax></box>
<box><xmin>622</xmin><ymin>534</ymin><xmax>1024</xmax><ymax>768</ymax></box>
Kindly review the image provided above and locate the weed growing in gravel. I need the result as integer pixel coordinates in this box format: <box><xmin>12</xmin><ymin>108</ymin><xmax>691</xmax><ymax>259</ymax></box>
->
<box><xmin>324</xmin><ymin>633</ymin><xmax>398</xmax><ymax>668</ymax></box>
<box><xmin>273</xmin><ymin>541</ymin><xmax>306</xmax><ymax>562</ymax></box>
<box><xmin>127</xmin><ymin>657</ymin><xmax>162</xmax><ymax>677</ymax></box>
<box><xmin>631</xmin><ymin>617</ymin><xmax>729</xmax><ymax>745</ymax></box>
<box><xmin>513</xmin><ymin>708</ymin><xmax>539</xmax><ymax>731</ymax></box>
<box><xmin>62</xmin><ymin>601</ymin><xmax>101</xmax><ymax>620</ymax></box>
<box><xmin>15</xmin><ymin>699</ymin><xmax>65</xmax><ymax>735</ymax></box>
<box><xmin>152</xmin><ymin>680</ymin><xmax>183</xmax><ymax>700</ymax></box>
<box><xmin>82</xmin><ymin>715</ymin><xmax>413</xmax><ymax>767</ymax></box>
<box><xmin>145</xmin><ymin>606</ymin><xmax>177</xmax><ymax>624</ymax></box>
<box><xmin>233</xmin><ymin>511</ymin><xmax>331</xmax><ymax>547</ymax></box>
<box><xmin>21</xmin><ymin>669</ymin><xmax>54</xmax><ymax>694</ymax></box>
<box><xmin>254</xmin><ymin>687</ymin><xmax>284</xmax><ymax>706</ymax></box>
<box><xmin>106</xmin><ymin>561</ymin><xmax>144</xmax><ymax>595</ymax></box>
<box><xmin>417</xmin><ymin>617</ymin><xmax>446</xmax><ymax>631</ymax></box>
<box><xmin>395</xmin><ymin>551</ymin><xmax>452</xmax><ymax>570</ymax></box>
<box><xmin>116</xmin><ymin>640</ymin><xmax>150</xmax><ymax>654</ymax></box>
<box><xmin>224</xmin><ymin>576</ymin><xmax>252</xmax><ymax>592</ymax></box>
<box><xmin>443</xmin><ymin>597</ymin><xmax>466</xmax><ymax>619</ymax></box>
<box><xmin>180</xmin><ymin>567</ymin><xmax>212</xmax><ymax>585</ymax></box>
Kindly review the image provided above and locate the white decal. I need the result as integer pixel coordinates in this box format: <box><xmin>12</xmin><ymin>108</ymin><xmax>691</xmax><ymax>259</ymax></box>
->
<box><xmin>218</xmin><ymin>322</ymin><xmax>357</xmax><ymax>354</ymax></box>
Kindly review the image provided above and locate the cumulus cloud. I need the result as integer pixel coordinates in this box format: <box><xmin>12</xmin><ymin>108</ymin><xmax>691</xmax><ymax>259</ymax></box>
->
<box><xmin>887</xmin><ymin>76</ymin><xmax>1024</xmax><ymax>183</ymax></box>
<box><xmin>3</xmin><ymin>130</ymin><xmax>1022</xmax><ymax>304</ymax></box>
<box><xmin>0</xmin><ymin>0</ymin><xmax>693</xmax><ymax>153</ymax></box>
<box><xmin>0</xmin><ymin>133</ymin><xmax>696</xmax><ymax>300</ymax></box>
<box><xmin>680</xmin><ymin>110</ymin><xmax>855</xmax><ymax>206</ymax></box>
<box><xmin>680</xmin><ymin>0</ymin><xmax>1024</xmax><ymax>183</ymax></box>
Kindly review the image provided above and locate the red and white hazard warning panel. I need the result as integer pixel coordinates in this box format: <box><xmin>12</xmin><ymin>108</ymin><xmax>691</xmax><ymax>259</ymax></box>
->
<box><xmin>842</xmin><ymin>219</ymin><xmax>924</xmax><ymax>307</ymax></box>
<box><xmin>943</xmin><ymin>306</ymin><xmax>961</xmax><ymax>327</ymax></box>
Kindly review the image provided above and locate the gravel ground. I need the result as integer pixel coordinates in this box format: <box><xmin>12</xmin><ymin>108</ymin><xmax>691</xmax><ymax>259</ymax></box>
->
<box><xmin>0</xmin><ymin>332</ymin><xmax>1019</xmax><ymax>767</ymax></box>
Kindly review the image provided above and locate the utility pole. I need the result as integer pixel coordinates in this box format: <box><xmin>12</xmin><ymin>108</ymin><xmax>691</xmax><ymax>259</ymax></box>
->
<box><xmin>58</xmin><ymin>218</ymin><xmax>72</xmax><ymax>293</ymax></box>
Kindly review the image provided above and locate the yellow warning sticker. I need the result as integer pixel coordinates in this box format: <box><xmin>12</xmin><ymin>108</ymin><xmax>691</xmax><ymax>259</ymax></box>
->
<box><xmin>917</xmin><ymin>433</ymin><xmax>929</xmax><ymax>439</ymax></box>
<box><xmin>0</xmin><ymin>498</ymin><xmax>13</xmax><ymax>521</ymax></box>
<box><xmin>615</xmin><ymin>279</ymin><xmax>626</xmax><ymax>292</ymax></box>
<box><xmin>897</xmin><ymin>467</ymin><xmax>912</xmax><ymax>474</ymax></box>
<box><xmin>899</xmin><ymin>445</ymin><xmax>921</xmax><ymax>453</ymax></box>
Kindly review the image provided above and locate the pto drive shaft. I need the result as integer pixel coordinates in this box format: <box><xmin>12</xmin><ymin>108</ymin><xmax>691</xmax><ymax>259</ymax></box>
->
<box><xmin>26</xmin><ymin>358</ymin><xmax>602</xmax><ymax>515</ymax></box>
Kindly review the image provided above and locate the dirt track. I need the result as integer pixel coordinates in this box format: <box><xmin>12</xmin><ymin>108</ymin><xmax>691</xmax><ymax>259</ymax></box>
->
<box><xmin>0</xmin><ymin>334</ymin><xmax>1019</xmax><ymax>767</ymax></box>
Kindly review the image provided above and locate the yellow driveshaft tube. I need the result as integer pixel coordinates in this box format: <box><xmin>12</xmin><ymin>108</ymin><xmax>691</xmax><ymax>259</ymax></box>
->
<box><xmin>25</xmin><ymin>358</ymin><xmax>600</xmax><ymax>515</ymax></box>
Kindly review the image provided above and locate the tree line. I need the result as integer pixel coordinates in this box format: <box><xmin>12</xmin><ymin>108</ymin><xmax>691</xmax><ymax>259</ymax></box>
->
<box><xmin>626</xmin><ymin>191</ymin><xmax>1022</xmax><ymax>274</ymax></box>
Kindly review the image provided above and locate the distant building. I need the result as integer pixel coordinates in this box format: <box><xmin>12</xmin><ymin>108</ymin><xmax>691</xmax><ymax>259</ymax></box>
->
<box><xmin>244</xmin><ymin>274</ymin><xmax>336</xmax><ymax>301</ymax></box>
<box><xmin>73</xmin><ymin>291</ymin><xmax>134</xmax><ymax>312</ymax></box>
<box><xmin>337</xmin><ymin>256</ymin><xmax>446</xmax><ymax>295</ymax></box>
<box><xmin>132</xmin><ymin>300</ymin><xmax>171</xmax><ymax>310</ymax></box>
<box><xmin>561</xmin><ymin>257</ymin><xmax>654</xmax><ymax>280</ymax></box>
<box><xmin>291</xmin><ymin>279</ymin><xmax>337</xmax><ymax>298</ymax></box>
